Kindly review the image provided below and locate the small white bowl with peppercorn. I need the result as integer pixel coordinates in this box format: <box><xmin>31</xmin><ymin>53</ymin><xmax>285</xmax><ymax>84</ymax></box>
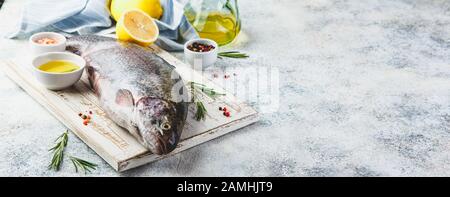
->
<box><xmin>184</xmin><ymin>38</ymin><xmax>218</xmax><ymax>69</ymax></box>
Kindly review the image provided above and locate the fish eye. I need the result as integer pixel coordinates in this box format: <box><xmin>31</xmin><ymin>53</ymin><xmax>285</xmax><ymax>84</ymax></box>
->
<box><xmin>161</xmin><ymin>122</ymin><xmax>171</xmax><ymax>130</ymax></box>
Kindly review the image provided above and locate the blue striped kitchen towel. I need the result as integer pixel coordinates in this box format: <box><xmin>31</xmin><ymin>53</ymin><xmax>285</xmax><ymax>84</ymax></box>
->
<box><xmin>5</xmin><ymin>0</ymin><xmax>198</xmax><ymax>51</ymax></box>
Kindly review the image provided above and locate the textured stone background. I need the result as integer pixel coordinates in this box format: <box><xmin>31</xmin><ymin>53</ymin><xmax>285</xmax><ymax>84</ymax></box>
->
<box><xmin>0</xmin><ymin>0</ymin><xmax>450</xmax><ymax>176</ymax></box>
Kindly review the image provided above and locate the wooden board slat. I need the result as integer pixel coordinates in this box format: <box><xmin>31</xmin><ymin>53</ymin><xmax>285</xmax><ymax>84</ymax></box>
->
<box><xmin>0</xmin><ymin>45</ymin><xmax>258</xmax><ymax>172</ymax></box>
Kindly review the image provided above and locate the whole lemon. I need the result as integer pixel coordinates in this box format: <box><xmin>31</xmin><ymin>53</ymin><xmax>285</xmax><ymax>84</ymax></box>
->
<box><xmin>110</xmin><ymin>0</ymin><xmax>163</xmax><ymax>21</ymax></box>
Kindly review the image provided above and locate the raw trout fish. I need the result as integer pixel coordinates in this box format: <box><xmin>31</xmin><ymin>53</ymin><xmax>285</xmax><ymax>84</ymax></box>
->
<box><xmin>67</xmin><ymin>35</ymin><xmax>188</xmax><ymax>155</ymax></box>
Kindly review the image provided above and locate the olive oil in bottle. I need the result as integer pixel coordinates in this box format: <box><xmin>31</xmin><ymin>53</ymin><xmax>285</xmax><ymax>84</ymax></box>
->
<box><xmin>185</xmin><ymin>0</ymin><xmax>241</xmax><ymax>46</ymax></box>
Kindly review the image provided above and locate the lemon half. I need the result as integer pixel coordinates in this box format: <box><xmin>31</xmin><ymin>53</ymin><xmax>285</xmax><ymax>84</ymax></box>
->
<box><xmin>116</xmin><ymin>9</ymin><xmax>159</xmax><ymax>47</ymax></box>
<box><xmin>110</xmin><ymin>0</ymin><xmax>163</xmax><ymax>21</ymax></box>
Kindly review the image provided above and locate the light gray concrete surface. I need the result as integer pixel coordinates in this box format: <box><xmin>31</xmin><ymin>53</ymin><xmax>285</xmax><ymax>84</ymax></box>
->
<box><xmin>1</xmin><ymin>0</ymin><xmax>450</xmax><ymax>176</ymax></box>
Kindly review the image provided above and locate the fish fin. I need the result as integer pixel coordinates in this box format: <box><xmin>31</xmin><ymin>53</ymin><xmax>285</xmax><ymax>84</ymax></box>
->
<box><xmin>66</xmin><ymin>45</ymin><xmax>82</xmax><ymax>56</ymax></box>
<box><xmin>115</xmin><ymin>89</ymin><xmax>135</xmax><ymax>107</ymax></box>
<box><xmin>128</xmin><ymin>125</ymin><xmax>144</xmax><ymax>144</ymax></box>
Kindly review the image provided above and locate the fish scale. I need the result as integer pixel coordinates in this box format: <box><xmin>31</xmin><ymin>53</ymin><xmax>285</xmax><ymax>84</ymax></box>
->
<box><xmin>67</xmin><ymin>35</ymin><xmax>188</xmax><ymax>155</ymax></box>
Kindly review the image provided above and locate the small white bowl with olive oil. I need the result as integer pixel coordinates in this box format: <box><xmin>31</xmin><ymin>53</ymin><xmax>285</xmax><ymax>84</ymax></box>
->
<box><xmin>31</xmin><ymin>52</ymin><xmax>85</xmax><ymax>90</ymax></box>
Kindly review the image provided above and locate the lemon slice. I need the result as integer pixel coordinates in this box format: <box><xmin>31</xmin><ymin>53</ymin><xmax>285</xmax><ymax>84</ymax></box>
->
<box><xmin>116</xmin><ymin>9</ymin><xmax>159</xmax><ymax>47</ymax></box>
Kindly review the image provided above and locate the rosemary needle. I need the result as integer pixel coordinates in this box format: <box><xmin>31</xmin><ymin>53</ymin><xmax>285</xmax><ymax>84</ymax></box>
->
<box><xmin>190</xmin><ymin>82</ymin><xmax>226</xmax><ymax>99</ymax></box>
<box><xmin>218</xmin><ymin>51</ymin><xmax>249</xmax><ymax>59</ymax></box>
<box><xmin>195</xmin><ymin>101</ymin><xmax>207</xmax><ymax>121</ymax></box>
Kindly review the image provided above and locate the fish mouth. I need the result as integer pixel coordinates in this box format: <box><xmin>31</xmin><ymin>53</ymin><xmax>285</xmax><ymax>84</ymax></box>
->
<box><xmin>141</xmin><ymin>129</ymin><xmax>178</xmax><ymax>155</ymax></box>
<box><xmin>155</xmin><ymin>133</ymin><xmax>178</xmax><ymax>155</ymax></box>
<box><xmin>155</xmin><ymin>134</ymin><xmax>168</xmax><ymax>155</ymax></box>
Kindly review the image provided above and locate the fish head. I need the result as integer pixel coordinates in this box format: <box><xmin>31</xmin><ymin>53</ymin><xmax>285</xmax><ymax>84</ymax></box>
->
<box><xmin>134</xmin><ymin>97</ymin><xmax>182</xmax><ymax>155</ymax></box>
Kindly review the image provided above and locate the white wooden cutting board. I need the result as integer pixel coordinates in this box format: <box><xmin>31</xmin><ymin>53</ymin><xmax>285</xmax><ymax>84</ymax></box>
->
<box><xmin>0</xmin><ymin>44</ymin><xmax>258</xmax><ymax>172</ymax></box>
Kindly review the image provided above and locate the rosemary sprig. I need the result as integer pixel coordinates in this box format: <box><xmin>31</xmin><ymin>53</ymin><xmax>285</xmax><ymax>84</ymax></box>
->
<box><xmin>48</xmin><ymin>130</ymin><xmax>68</xmax><ymax>171</ymax></box>
<box><xmin>48</xmin><ymin>130</ymin><xmax>98</xmax><ymax>173</ymax></box>
<box><xmin>189</xmin><ymin>82</ymin><xmax>225</xmax><ymax>121</ymax></box>
<box><xmin>190</xmin><ymin>82</ymin><xmax>226</xmax><ymax>99</ymax></box>
<box><xmin>69</xmin><ymin>156</ymin><xmax>98</xmax><ymax>174</ymax></box>
<box><xmin>218</xmin><ymin>51</ymin><xmax>249</xmax><ymax>59</ymax></box>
